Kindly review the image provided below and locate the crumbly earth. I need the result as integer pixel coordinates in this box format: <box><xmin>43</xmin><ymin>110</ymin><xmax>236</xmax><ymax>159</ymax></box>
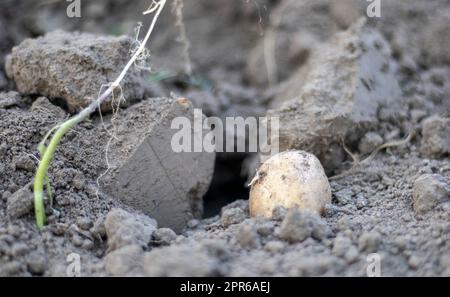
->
<box><xmin>0</xmin><ymin>0</ymin><xmax>449</xmax><ymax>277</ymax></box>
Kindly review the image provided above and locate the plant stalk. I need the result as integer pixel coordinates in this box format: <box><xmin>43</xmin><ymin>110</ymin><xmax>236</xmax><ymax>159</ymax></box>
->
<box><xmin>33</xmin><ymin>0</ymin><xmax>167</xmax><ymax>230</ymax></box>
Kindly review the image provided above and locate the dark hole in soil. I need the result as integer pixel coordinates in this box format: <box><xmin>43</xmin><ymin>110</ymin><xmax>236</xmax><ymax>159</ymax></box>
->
<box><xmin>203</xmin><ymin>153</ymin><xmax>249</xmax><ymax>218</ymax></box>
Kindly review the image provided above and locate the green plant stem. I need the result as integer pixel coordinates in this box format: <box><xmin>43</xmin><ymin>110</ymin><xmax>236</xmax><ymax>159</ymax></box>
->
<box><xmin>33</xmin><ymin>0</ymin><xmax>167</xmax><ymax>230</ymax></box>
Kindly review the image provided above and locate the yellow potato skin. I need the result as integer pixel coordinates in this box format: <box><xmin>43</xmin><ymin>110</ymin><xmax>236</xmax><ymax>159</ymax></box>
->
<box><xmin>249</xmin><ymin>151</ymin><xmax>332</xmax><ymax>218</ymax></box>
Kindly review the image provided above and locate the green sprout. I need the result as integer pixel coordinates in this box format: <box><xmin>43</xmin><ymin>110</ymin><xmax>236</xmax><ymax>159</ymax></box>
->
<box><xmin>33</xmin><ymin>0</ymin><xmax>167</xmax><ymax>230</ymax></box>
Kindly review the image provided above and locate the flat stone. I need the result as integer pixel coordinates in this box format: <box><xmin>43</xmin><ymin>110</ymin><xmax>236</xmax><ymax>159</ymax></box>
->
<box><xmin>99</xmin><ymin>98</ymin><xmax>215</xmax><ymax>232</ymax></box>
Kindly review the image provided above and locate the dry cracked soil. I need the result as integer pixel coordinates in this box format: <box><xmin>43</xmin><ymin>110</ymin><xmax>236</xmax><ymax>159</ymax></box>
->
<box><xmin>0</xmin><ymin>0</ymin><xmax>449</xmax><ymax>277</ymax></box>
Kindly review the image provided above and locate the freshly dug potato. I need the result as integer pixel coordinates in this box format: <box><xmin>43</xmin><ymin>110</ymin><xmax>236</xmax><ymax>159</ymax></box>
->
<box><xmin>249</xmin><ymin>150</ymin><xmax>331</xmax><ymax>218</ymax></box>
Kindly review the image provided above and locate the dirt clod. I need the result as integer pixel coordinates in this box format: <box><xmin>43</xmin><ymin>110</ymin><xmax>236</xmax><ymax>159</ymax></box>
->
<box><xmin>143</xmin><ymin>244</ymin><xmax>219</xmax><ymax>277</ymax></box>
<box><xmin>104</xmin><ymin>245</ymin><xmax>144</xmax><ymax>276</ymax></box>
<box><xmin>358</xmin><ymin>231</ymin><xmax>381</xmax><ymax>253</ymax></box>
<box><xmin>221</xmin><ymin>208</ymin><xmax>246</xmax><ymax>228</ymax></box>
<box><xmin>421</xmin><ymin>116</ymin><xmax>450</xmax><ymax>158</ymax></box>
<box><xmin>99</xmin><ymin>98</ymin><xmax>215</xmax><ymax>233</ymax></box>
<box><xmin>5</xmin><ymin>31</ymin><xmax>146</xmax><ymax>113</ymax></box>
<box><xmin>152</xmin><ymin>228</ymin><xmax>177</xmax><ymax>246</ymax></box>
<box><xmin>267</xmin><ymin>20</ymin><xmax>402</xmax><ymax>171</ymax></box>
<box><xmin>6</xmin><ymin>183</ymin><xmax>33</xmax><ymax>219</ymax></box>
<box><xmin>412</xmin><ymin>174</ymin><xmax>450</xmax><ymax>215</ymax></box>
<box><xmin>104</xmin><ymin>208</ymin><xmax>157</xmax><ymax>252</ymax></box>
<box><xmin>278</xmin><ymin>209</ymin><xmax>329</xmax><ymax>243</ymax></box>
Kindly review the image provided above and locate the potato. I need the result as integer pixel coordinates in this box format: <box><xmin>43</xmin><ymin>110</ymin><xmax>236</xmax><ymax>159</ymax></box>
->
<box><xmin>249</xmin><ymin>150</ymin><xmax>331</xmax><ymax>218</ymax></box>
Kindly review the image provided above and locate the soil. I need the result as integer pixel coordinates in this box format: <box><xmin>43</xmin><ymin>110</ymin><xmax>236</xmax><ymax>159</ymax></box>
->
<box><xmin>0</xmin><ymin>0</ymin><xmax>449</xmax><ymax>277</ymax></box>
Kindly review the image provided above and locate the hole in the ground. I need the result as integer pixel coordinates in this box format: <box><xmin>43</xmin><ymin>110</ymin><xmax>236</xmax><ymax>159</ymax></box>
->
<box><xmin>203</xmin><ymin>153</ymin><xmax>249</xmax><ymax>218</ymax></box>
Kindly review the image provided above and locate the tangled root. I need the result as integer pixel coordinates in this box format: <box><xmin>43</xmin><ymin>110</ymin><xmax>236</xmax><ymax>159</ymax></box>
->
<box><xmin>330</xmin><ymin>131</ymin><xmax>414</xmax><ymax>180</ymax></box>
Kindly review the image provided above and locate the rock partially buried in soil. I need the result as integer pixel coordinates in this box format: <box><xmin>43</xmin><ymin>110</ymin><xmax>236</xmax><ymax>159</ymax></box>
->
<box><xmin>5</xmin><ymin>30</ymin><xmax>146</xmax><ymax>113</ymax></box>
<box><xmin>266</xmin><ymin>20</ymin><xmax>402</xmax><ymax>171</ymax></box>
<box><xmin>249</xmin><ymin>151</ymin><xmax>331</xmax><ymax>218</ymax></box>
<box><xmin>420</xmin><ymin>116</ymin><xmax>450</xmax><ymax>158</ymax></box>
<box><xmin>412</xmin><ymin>174</ymin><xmax>450</xmax><ymax>215</ymax></box>
<box><xmin>99</xmin><ymin>98</ymin><xmax>215</xmax><ymax>233</ymax></box>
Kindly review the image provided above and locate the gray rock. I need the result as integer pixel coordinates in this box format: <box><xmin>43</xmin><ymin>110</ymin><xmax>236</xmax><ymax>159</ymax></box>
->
<box><xmin>7</xmin><ymin>183</ymin><xmax>34</xmax><ymax>219</ymax></box>
<box><xmin>421</xmin><ymin>116</ymin><xmax>450</xmax><ymax>158</ymax></box>
<box><xmin>266</xmin><ymin>20</ymin><xmax>402</xmax><ymax>171</ymax></box>
<box><xmin>152</xmin><ymin>228</ymin><xmax>177</xmax><ymax>246</ymax></box>
<box><xmin>412</xmin><ymin>174</ymin><xmax>449</xmax><ymax>215</ymax></box>
<box><xmin>5</xmin><ymin>30</ymin><xmax>146</xmax><ymax>113</ymax></box>
<box><xmin>99</xmin><ymin>98</ymin><xmax>215</xmax><ymax>232</ymax></box>
<box><xmin>334</xmin><ymin>188</ymin><xmax>352</xmax><ymax>205</ymax></box>
<box><xmin>104</xmin><ymin>245</ymin><xmax>144</xmax><ymax>276</ymax></box>
<box><xmin>0</xmin><ymin>91</ymin><xmax>23</xmax><ymax>109</ymax></box>
<box><xmin>221</xmin><ymin>208</ymin><xmax>246</xmax><ymax>228</ymax></box>
<box><xmin>278</xmin><ymin>209</ymin><xmax>329</xmax><ymax>243</ymax></box>
<box><xmin>31</xmin><ymin>97</ymin><xmax>67</xmax><ymax>119</ymax></box>
<box><xmin>104</xmin><ymin>208</ymin><xmax>157</xmax><ymax>252</ymax></box>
